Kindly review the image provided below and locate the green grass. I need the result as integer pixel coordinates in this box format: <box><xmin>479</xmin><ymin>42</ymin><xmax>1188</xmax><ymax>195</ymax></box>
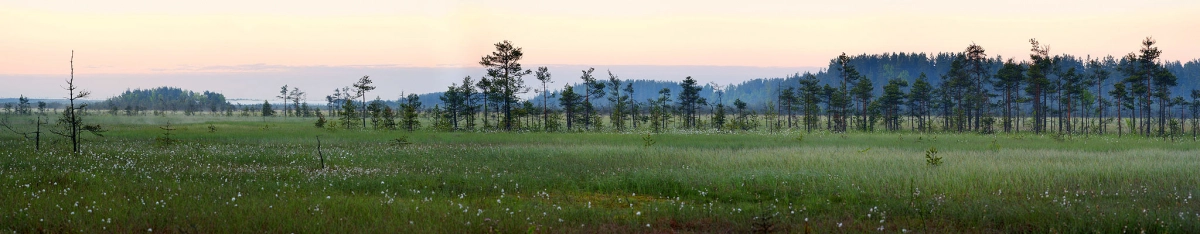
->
<box><xmin>2</xmin><ymin>115</ymin><xmax>1199</xmax><ymax>233</ymax></box>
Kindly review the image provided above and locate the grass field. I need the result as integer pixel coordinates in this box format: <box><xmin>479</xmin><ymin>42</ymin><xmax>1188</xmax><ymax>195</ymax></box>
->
<box><xmin>2</xmin><ymin>115</ymin><xmax>1199</xmax><ymax>233</ymax></box>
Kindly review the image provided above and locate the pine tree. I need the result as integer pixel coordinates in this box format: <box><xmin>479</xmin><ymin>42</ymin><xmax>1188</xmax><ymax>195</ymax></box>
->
<box><xmin>1110</xmin><ymin>82</ymin><xmax>1129</xmax><ymax>137</ymax></box>
<box><xmin>1027</xmin><ymin>39</ymin><xmax>1052</xmax><ymax>133</ymax></box>
<box><xmin>994</xmin><ymin>59</ymin><xmax>1024</xmax><ymax>133</ymax></box>
<box><xmin>678</xmin><ymin>76</ymin><xmax>703</xmax><ymax>129</ymax></box>
<box><xmin>535</xmin><ymin>67</ymin><xmax>553</xmax><ymax>131</ymax></box>
<box><xmin>277</xmin><ymin>85</ymin><xmax>289</xmax><ymax>118</ymax></box>
<box><xmin>880</xmin><ymin>78</ymin><xmax>908</xmax><ymax>131</ymax></box>
<box><xmin>261</xmin><ymin>101</ymin><xmax>275</xmax><ymax>117</ymax></box>
<box><xmin>340</xmin><ymin>99</ymin><xmax>357</xmax><ymax>129</ymax></box>
<box><xmin>851</xmin><ymin>76</ymin><xmax>875</xmax><ymax>131</ymax></box>
<box><xmin>401</xmin><ymin>94</ymin><xmax>422</xmax><ymax>131</ymax></box>
<box><xmin>908</xmin><ymin>73</ymin><xmax>933</xmax><ymax>132</ymax></box>
<box><xmin>479</xmin><ymin>40</ymin><xmax>532</xmax><ymax>131</ymax></box>
<box><xmin>834</xmin><ymin>53</ymin><xmax>861</xmax><ymax>132</ymax></box>
<box><xmin>579</xmin><ymin>68</ymin><xmax>605</xmax><ymax>130</ymax></box>
<box><xmin>799</xmin><ymin>73</ymin><xmax>822</xmax><ymax>132</ymax></box>
<box><xmin>352</xmin><ymin>76</ymin><xmax>376</xmax><ymax>129</ymax></box>
<box><xmin>558</xmin><ymin>84</ymin><xmax>581</xmax><ymax>131</ymax></box>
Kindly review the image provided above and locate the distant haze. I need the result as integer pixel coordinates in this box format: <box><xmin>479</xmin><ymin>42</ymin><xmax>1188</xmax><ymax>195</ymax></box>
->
<box><xmin>0</xmin><ymin>65</ymin><xmax>819</xmax><ymax>101</ymax></box>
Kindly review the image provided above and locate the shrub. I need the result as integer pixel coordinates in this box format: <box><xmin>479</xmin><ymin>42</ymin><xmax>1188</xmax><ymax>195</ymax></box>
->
<box><xmin>314</xmin><ymin>112</ymin><xmax>327</xmax><ymax>128</ymax></box>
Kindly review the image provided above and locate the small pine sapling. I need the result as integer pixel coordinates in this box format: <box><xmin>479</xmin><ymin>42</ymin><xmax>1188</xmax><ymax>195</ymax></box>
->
<box><xmin>154</xmin><ymin>121</ymin><xmax>178</xmax><ymax>147</ymax></box>
<box><xmin>392</xmin><ymin>136</ymin><xmax>412</xmax><ymax>146</ymax></box>
<box><xmin>925</xmin><ymin>146</ymin><xmax>942</xmax><ymax>166</ymax></box>
<box><xmin>642</xmin><ymin>133</ymin><xmax>656</xmax><ymax>148</ymax></box>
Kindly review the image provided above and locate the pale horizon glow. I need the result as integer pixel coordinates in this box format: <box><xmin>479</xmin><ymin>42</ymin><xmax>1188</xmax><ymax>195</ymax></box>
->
<box><xmin>2</xmin><ymin>0</ymin><xmax>1199</xmax><ymax>99</ymax></box>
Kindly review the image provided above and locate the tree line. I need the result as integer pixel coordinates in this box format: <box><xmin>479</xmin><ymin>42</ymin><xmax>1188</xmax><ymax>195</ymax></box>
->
<box><xmin>412</xmin><ymin>39</ymin><xmax>1199</xmax><ymax>138</ymax></box>
<box><xmin>6</xmin><ymin>39</ymin><xmax>1197</xmax><ymax>140</ymax></box>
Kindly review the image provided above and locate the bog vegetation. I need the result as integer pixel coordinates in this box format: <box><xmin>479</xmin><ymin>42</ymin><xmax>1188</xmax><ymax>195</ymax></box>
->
<box><xmin>2</xmin><ymin>39</ymin><xmax>1199</xmax><ymax>232</ymax></box>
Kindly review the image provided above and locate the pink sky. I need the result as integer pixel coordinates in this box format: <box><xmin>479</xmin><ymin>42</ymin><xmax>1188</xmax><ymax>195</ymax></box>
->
<box><xmin>2</xmin><ymin>0</ymin><xmax>1198</xmax><ymax>99</ymax></box>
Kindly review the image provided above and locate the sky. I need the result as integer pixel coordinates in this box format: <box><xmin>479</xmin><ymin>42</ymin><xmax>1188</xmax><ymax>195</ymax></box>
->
<box><xmin>2</xmin><ymin>0</ymin><xmax>1199</xmax><ymax>100</ymax></box>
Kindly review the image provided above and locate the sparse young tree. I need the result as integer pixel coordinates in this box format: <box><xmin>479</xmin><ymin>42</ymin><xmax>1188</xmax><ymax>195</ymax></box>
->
<box><xmin>16</xmin><ymin>96</ymin><xmax>31</xmax><ymax>115</ymax></box>
<box><xmin>476</xmin><ymin>77</ymin><xmax>493</xmax><ymax>129</ymax></box>
<box><xmin>535</xmin><ymin>67</ymin><xmax>553</xmax><ymax>130</ymax></box>
<box><xmin>1088</xmin><ymin>57</ymin><xmax>1113</xmax><ymax>134</ymax></box>
<box><xmin>37</xmin><ymin>101</ymin><xmax>47</xmax><ymax>115</ymax></box>
<box><xmin>623</xmin><ymin>83</ymin><xmax>636</xmax><ymax>129</ymax></box>
<box><xmin>850</xmin><ymin>75</ymin><xmax>875</xmax><ymax>131</ymax></box>
<box><xmin>579</xmin><ymin>68</ymin><xmax>605</xmax><ymax>130</ymax></box>
<box><xmin>382</xmin><ymin>105</ymin><xmax>397</xmax><ymax>130</ymax></box>
<box><xmin>352</xmin><ymin>76</ymin><xmax>376</xmax><ymax>129</ymax></box>
<box><xmin>779</xmin><ymin>86</ymin><xmax>796</xmax><ymax>129</ymax></box>
<box><xmin>994</xmin><ymin>59</ymin><xmax>1024</xmax><ymax>133</ymax></box>
<box><xmin>732</xmin><ymin>99</ymin><xmax>749</xmax><ymax>130</ymax></box>
<box><xmin>713</xmin><ymin>101</ymin><xmax>727</xmax><ymax>130</ymax></box>
<box><xmin>459</xmin><ymin>76</ymin><xmax>479</xmax><ymax>130</ymax></box>
<box><xmin>261</xmin><ymin>101</ymin><xmax>275</xmax><ymax>117</ymax></box>
<box><xmin>340</xmin><ymin>99</ymin><xmax>357</xmax><ymax>129</ymax></box>
<box><xmin>834</xmin><ymin>53</ymin><xmax>861</xmax><ymax>132</ymax></box>
<box><xmin>277</xmin><ymin>85</ymin><xmax>289</xmax><ymax>118</ymax></box>
<box><xmin>1026</xmin><ymin>39</ymin><xmax>1052</xmax><ymax>133</ymax></box>
<box><xmin>401</xmin><ymin>93</ymin><xmax>422</xmax><ymax>131</ymax></box>
<box><xmin>1190</xmin><ymin>90</ymin><xmax>1199</xmax><ymax>140</ymax></box>
<box><xmin>607</xmin><ymin>70</ymin><xmax>627</xmax><ymax>131</ymax></box>
<box><xmin>963</xmin><ymin>43</ymin><xmax>991</xmax><ymax>131</ymax></box>
<box><xmin>368</xmin><ymin>97</ymin><xmax>385</xmax><ymax>129</ymax></box>
<box><xmin>678</xmin><ymin>76</ymin><xmax>703</xmax><ymax>129</ymax></box>
<box><xmin>1110</xmin><ymin>81</ymin><xmax>1129</xmax><ymax>137</ymax></box>
<box><xmin>908</xmin><ymin>73</ymin><xmax>933</xmax><ymax>132</ymax></box>
<box><xmin>799</xmin><ymin>73</ymin><xmax>822</xmax><ymax>132</ymax></box>
<box><xmin>558</xmin><ymin>84</ymin><xmax>581</xmax><ymax>131</ymax></box>
<box><xmin>880</xmin><ymin>78</ymin><xmax>908</xmax><ymax>131</ymax></box>
<box><xmin>440</xmin><ymin>80</ymin><xmax>466</xmax><ymax>130</ymax></box>
<box><xmin>290</xmin><ymin>87</ymin><xmax>306</xmax><ymax>117</ymax></box>
<box><xmin>650</xmin><ymin>88</ymin><xmax>673</xmax><ymax>132</ymax></box>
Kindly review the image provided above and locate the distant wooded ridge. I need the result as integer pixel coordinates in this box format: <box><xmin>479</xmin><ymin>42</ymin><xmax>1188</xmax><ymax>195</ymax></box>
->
<box><xmin>5</xmin><ymin>50</ymin><xmax>1199</xmax><ymax>114</ymax></box>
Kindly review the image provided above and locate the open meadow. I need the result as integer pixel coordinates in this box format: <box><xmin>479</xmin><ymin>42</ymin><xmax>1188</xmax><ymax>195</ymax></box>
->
<box><xmin>2</xmin><ymin>115</ymin><xmax>1199</xmax><ymax>233</ymax></box>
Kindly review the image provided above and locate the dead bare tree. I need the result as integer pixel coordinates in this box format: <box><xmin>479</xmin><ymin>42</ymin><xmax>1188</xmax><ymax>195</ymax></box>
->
<box><xmin>316</xmin><ymin>136</ymin><xmax>325</xmax><ymax>169</ymax></box>
<box><xmin>1</xmin><ymin>115</ymin><xmax>45</xmax><ymax>151</ymax></box>
<box><xmin>49</xmin><ymin>51</ymin><xmax>105</xmax><ymax>154</ymax></box>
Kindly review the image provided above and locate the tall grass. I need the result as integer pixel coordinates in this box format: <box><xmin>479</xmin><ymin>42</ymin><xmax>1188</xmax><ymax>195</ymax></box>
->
<box><xmin>0</xmin><ymin>115</ymin><xmax>1197</xmax><ymax>232</ymax></box>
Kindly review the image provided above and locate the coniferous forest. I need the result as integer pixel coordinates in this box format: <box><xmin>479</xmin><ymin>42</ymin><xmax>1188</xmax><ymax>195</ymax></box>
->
<box><xmin>270</xmin><ymin>38</ymin><xmax>1198</xmax><ymax>138</ymax></box>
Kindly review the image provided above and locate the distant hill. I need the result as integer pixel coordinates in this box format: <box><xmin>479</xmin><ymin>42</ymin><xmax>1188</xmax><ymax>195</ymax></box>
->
<box><xmin>100</xmin><ymin>87</ymin><xmax>233</xmax><ymax>114</ymax></box>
